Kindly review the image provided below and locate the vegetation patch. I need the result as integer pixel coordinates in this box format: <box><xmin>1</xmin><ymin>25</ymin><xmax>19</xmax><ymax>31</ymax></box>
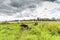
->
<box><xmin>0</xmin><ymin>21</ymin><xmax>60</xmax><ymax>40</ymax></box>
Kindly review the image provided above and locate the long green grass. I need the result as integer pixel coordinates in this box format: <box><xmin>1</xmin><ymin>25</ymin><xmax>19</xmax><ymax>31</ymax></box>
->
<box><xmin>0</xmin><ymin>21</ymin><xmax>60</xmax><ymax>40</ymax></box>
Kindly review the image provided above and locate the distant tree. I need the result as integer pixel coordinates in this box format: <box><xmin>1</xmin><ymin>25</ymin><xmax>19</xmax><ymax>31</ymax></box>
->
<box><xmin>1</xmin><ymin>21</ymin><xmax>9</xmax><ymax>24</ymax></box>
<box><xmin>37</xmin><ymin>17</ymin><xmax>40</xmax><ymax>21</ymax></box>
<box><xmin>41</xmin><ymin>18</ymin><xmax>49</xmax><ymax>21</ymax></box>
<box><xmin>51</xmin><ymin>17</ymin><xmax>56</xmax><ymax>21</ymax></box>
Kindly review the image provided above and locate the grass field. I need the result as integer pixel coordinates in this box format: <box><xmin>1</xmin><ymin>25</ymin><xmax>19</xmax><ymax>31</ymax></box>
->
<box><xmin>0</xmin><ymin>21</ymin><xmax>60</xmax><ymax>40</ymax></box>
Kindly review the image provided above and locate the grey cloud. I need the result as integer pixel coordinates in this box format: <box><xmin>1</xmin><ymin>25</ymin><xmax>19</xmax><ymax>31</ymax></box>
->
<box><xmin>0</xmin><ymin>0</ymin><xmax>59</xmax><ymax>16</ymax></box>
<box><xmin>0</xmin><ymin>0</ymin><xmax>4</xmax><ymax>3</ymax></box>
<box><xmin>10</xmin><ymin>0</ymin><xmax>57</xmax><ymax>8</ymax></box>
<box><xmin>42</xmin><ymin>0</ymin><xmax>56</xmax><ymax>2</ymax></box>
<box><xmin>0</xmin><ymin>0</ymin><xmax>58</xmax><ymax>9</ymax></box>
<box><xmin>10</xmin><ymin>0</ymin><xmax>39</xmax><ymax>8</ymax></box>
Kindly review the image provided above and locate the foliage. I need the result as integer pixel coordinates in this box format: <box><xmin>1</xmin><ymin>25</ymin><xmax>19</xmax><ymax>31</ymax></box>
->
<box><xmin>0</xmin><ymin>21</ymin><xmax>60</xmax><ymax>40</ymax></box>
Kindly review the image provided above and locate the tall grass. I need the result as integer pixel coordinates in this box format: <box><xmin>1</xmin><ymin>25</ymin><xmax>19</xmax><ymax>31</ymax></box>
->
<box><xmin>0</xmin><ymin>21</ymin><xmax>60</xmax><ymax>40</ymax></box>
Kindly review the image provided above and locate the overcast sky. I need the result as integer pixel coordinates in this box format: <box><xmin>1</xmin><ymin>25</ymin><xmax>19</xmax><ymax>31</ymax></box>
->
<box><xmin>0</xmin><ymin>0</ymin><xmax>60</xmax><ymax>21</ymax></box>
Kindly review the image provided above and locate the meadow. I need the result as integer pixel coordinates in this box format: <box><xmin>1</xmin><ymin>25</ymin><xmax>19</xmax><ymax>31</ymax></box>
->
<box><xmin>0</xmin><ymin>21</ymin><xmax>60</xmax><ymax>40</ymax></box>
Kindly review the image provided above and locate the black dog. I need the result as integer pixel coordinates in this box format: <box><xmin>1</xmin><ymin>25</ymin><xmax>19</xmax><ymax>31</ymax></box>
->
<box><xmin>20</xmin><ymin>23</ymin><xmax>28</xmax><ymax>30</ymax></box>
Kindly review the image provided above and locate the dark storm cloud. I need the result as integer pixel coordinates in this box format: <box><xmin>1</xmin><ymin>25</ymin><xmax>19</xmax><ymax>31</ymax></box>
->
<box><xmin>0</xmin><ymin>0</ymin><xmax>58</xmax><ymax>9</ymax></box>
<box><xmin>10</xmin><ymin>0</ymin><xmax>57</xmax><ymax>8</ymax></box>
<box><xmin>42</xmin><ymin>0</ymin><xmax>56</xmax><ymax>2</ymax></box>
<box><xmin>0</xmin><ymin>0</ymin><xmax>59</xmax><ymax>9</ymax></box>
<box><xmin>10</xmin><ymin>0</ymin><xmax>39</xmax><ymax>8</ymax></box>
<box><xmin>0</xmin><ymin>0</ymin><xmax>59</xmax><ymax>16</ymax></box>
